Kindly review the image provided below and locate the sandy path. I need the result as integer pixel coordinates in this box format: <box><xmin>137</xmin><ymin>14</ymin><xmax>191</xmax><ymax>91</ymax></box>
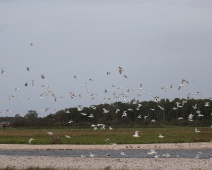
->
<box><xmin>0</xmin><ymin>142</ymin><xmax>211</xmax><ymax>150</ymax></box>
<box><xmin>0</xmin><ymin>143</ymin><xmax>211</xmax><ymax>170</ymax></box>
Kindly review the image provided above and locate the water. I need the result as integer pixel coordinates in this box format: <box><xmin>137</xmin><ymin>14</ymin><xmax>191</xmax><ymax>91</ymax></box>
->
<box><xmin>0</xmin><ymin>149</ymin><xmax>211</xmax><ymax>159</ymax></box>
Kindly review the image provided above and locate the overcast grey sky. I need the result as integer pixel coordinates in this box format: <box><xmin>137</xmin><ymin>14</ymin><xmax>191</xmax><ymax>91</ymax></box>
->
<box><xmin>0</xmin><ymin>0</ymin><xmax>212</xmax><ymax>117</ymax></box>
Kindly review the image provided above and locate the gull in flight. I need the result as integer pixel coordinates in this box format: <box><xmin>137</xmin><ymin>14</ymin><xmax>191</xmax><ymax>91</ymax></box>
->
<box><xmin>178</xmin><ymin>79</ymin><xmax>189</xmax><ymax>90</ymax></box>
<box><xmin>196</xmin><ymin>91</ymin><xmax>203</xmax><ymax>95</ymax></box>
<box><xmin>178</xmin><ymin>117</ymin><xmax>183</xmax><ymax>120</ymax></box>
<box><xmin>26</xmin><ymin>67</ymin><xmax>30</xmax><ymax>71</ymax></box>
<box><xmin>89</xmin><ymin>152</ymin><xmax>95</xmax><ymax>158</ymax></box>
<box><xmin>195</xmin><ymin>128</ymin><xmax>200</xmax><ymax>133</ymax></box>
<box><xmin>158</xmin><ymin>105</ymin><xmax>164</xmax><ymax>111</ymax></box>
<box><xmin>147</xmin><ymin>147</ymin><xmax>157</xmax><ymax>155</ymax></box>
<box><xmin>0</xmin><ymin>68</ymin><xmax>6</xmax><ymax>75</ymax></box>
<box><xmin>14</xmin><ymin>86</ymin><xmax>20</xmax><ymax>91</ymax></box>
<box><xmin>120</xmin><ymin>152</ymin><xmax>126</xmax><ymax>156</ymax></box>
<box><xmin>118</xmin><ymin>66</ymin><xmax>124</xmax><ymax>74</ymax></box>
<box><xmin>115</xmin><ymin>109</ymin><xmax>120</xmax><ymax>113</ymax></box>
<box><xmin>68</xmin><ymin>120</ymin><xmax>73</xmax><ymax>123</ymax></box>
<box><xmin>133</xmin><ymin>131</ymin><xmax>140</xmax><ymax>137</ymax></box>
<box><xmin>103</xmin><ymin>108</ymin><xmax>109</xmax><ymax>113</ymax></box>
<box><xmin>88</xmin><ymin>114</ymin><xmax>94</xmax><ymax>118</ymax></box>
<box><xmin>41</xmin><ymin>74</ymin><xmax>45</xmax><ymax>79</ymax></box>
<box><xmin>139</xmin><ymin>84</ymin><xmax>143</xmax><ymax>90</ymax></box>
<box><xmin>137</xmin><ymin>115</ymin><xmax>141</xmax><ymax>119</ymax></box>
<box><xmin>28</xmin><ymin>138</ymin><xmax>34</xmax><ymax>144</ymax></box>
<box><xmin>81</xmin><ymin>113</ymin><xmax>87</xmax><ymax>116</ymax></box>
<box><xmin>192</xmin><ymin>104</ymin><xmax>197</xmax><ymax>109</ymax></box>
<box><xmin>158</xmin><ymin>134</ymin><xmax>164</xmax><ymax>139</ymax></box>
<box><xmin>121</xmin><ymin>111</ymin><xmax>127</xmax><ymax>117</ymax></box>
<box><xmin>47</xmin><ymin>132</ymin><xmax>53</xmax><ymax>135</ymax></box>
<box><xmin>188</xmin><ymin>113</ymin><xmax>194</xmax><ymax>121</ymax></box>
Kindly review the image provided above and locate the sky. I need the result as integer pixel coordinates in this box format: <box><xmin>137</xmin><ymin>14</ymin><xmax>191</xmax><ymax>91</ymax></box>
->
<box><xmin>0</xmin><ymin>0</ymin><xmax>212</xmax><ymax>117</ymax></box>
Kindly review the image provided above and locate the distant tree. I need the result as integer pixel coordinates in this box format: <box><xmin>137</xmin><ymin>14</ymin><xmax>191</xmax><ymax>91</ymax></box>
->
<box><xmin>24</xmin><ymin>110</ymin><xmax>38</xmax><ymax>126</ymax></box>
<box><xmin>24</xmin><ymin>110</ymin><xmax>38</xmax><ymax>119</ymax></box>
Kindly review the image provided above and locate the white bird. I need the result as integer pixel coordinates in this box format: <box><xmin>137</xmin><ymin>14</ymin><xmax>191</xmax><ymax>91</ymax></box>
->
<box><xmin>115</xmin><ymin>109</ymin><xmax>120</xmax><ymax>113</ymax></box>
<box><xmin>65</xmin><ymin>135</ymin><xmax>71</xmax><ymax>138</ymax></box>
<box><xmin>192</xmin><ymin>104</ymin><xmax>197</xmax><ymax>109</ymax></box>
<box><xmin>103</xmin><ymin>108</ymin><xmax>109</xmax><ymax>113</ymax></box>
<box><xmin>47</xmin><ymin>132</ymin><xmax>53</xmax><ymax>135</ymax></box>
<box><xmin>162</xmin><ymin>153</ymin><xmax>170</xmax><ymax>157</ymax></box>
<box><xmin>68</xmin><ymin>120</ymin><xmax>73</xmax><ymax>123</ymax></box>
<box><xmin>109</xmin><ymin>126</ymin><xmax>113</xmax><ymax>130</ymax></box>
<box><xmin>188</xmin><ymin>114</ymin><xmax>194</xmax><ymax>121</ymax></box>
<box><xmin>120</xmin><ymin>152</ymin><xmax>126</xmax><ymax>155</ymax></box>
<box><xmin>121</xmin><ymin>111</ymin><xmax>127</xmax><ymax>117</ymax></box>
<box><xmin>205</xmin><ymin>102</ymin><xmax>210</xmax><ymax>107</ymax></box>
<box><xmin>28</xmin><ymin>138</ymin><xmax>34</xmax><ymax>144</ymax></box>
<box><xmin>90</xmin><ymin>105</ymin><xmax>96</xmax><ymax>110</ymax></box>
<box><xmin>147</xmin><ymin>147</ymin><xmax>157</xmax><ymax>155</ymax></box>
<box><xmin>144</xmin><ymin>116</ymin><xmax>148</xmax><ymax>119</ymax></box>
<box><xmin>195</xmin><ymin>128</ymin><xmax>200</xmax><ymax>133</ymax></box>
<box><xmin>14</xmin><ymin>86</ymin><xmax>20</xmax><ymax>91</ymax></box>
<box><xmin>139</xmin><ymin>84</ymin><xmax>143</xmax><ymax>90</ymax></box>
<box><xmin>81</xmin><ymin>113</ymin><xmax>87</xmax><ymax>116</ymax></box>
<box><xmin>158</xmin><ymin>134</ymin><xmax>164</xmax><ymax>139</ymax></box>
<box><xmin>65</xmin><ymin>110</ymin><xmax>70</xmax><ymax>113</ymax></box>
<box><xmin>133</xmin><ymin>131</ymin><xmax>140</xmax><ymax>137</ymax></box>
<box><xmin>88</xmin><ymin>114</ymin><xmax>94</xmax><ymax>118</ymax></box>
<box><xmin>178</xmin><ymin>79</ymin><xmax>189</xmax><ymax>90</ymax></box>
<box><xmin>89</xmin><ymin>152</ymin><xmax>95</xmax><ymax>158</ymax></box>
<box><xmin>158</xmin><ymin>105</ymin><xmax>164</xmax><ymax>111</ymax></box>
<box><xmin>77</xmin><ymin>105</ymin><xmax>83</xmax><ymax>111</ymax></box>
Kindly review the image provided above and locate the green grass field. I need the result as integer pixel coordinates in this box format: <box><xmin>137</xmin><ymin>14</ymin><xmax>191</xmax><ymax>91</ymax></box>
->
<box><xmin>0</xmin><ymin>126</ymin><xmax>211</xmax><ymax>144</ymax></box>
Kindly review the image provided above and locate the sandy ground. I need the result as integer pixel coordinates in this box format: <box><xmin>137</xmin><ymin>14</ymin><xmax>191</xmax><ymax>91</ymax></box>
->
<box><xmin>0</xmin><ymin>143</ymin><xmax>211</xmax><ymax>170</ymax></box>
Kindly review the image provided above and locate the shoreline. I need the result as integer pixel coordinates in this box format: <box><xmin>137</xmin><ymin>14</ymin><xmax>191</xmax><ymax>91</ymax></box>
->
<box><xmin>0</xmin><ymin>143</ymin><xmax>211</xmax><ymax>170</ymax></box>
<box><xmin>0</xmin><ymin>142</ymin><xmax>211</xmax><ymax>150</ymax></box>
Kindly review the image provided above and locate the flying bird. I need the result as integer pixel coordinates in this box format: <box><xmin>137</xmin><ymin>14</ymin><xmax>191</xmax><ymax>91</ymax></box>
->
<box><xmin>158</xmin><ymin>134</ymin><xmax>164</xmax><ymax>139</ymax></box>
<box><xmin>28</xmin><ymin>138</ymin><xmax>34</xmax><ymax>144</ymax></box>
<box><xmin>118</xmin><ymin>66</ymin><xmax>124</xmax><ymax>74</ymax></box>
<box><xmin>47</xmin><ymin>132</ymin><xmax>53</xmax><ymax>135</ymax></box>
<box><xmin>0</xmin><ymin>68</ymin><xmax>6</xmax><ymax>75</ymax></box>
<box><xmin>178</xmin><ymin>79</ymin><xmax>189</xmax><ymax>90</ymax></box>
<box><xmin>41</xmin><ymin>74</ymin><xmax>45</xmax><ymax>79</ymax></box>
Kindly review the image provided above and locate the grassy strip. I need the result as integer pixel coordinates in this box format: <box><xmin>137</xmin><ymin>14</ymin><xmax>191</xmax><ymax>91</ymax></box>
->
<box><xmin>0</xmin><ymin>127</ymin><xmax>211</xmax><ymax>144</ymax></box>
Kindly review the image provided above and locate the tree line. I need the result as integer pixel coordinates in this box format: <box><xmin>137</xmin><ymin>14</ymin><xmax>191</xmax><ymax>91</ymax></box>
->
<box><xmin>1</xmin><ymin>98</ymin><xmax>212</xmax><ymax>128</ymax></box>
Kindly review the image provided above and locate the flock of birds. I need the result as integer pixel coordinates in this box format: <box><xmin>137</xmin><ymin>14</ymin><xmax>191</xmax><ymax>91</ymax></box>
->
<box><xmin>1</xmin><ymin>44</ymin><xmax>212</xmax><ymax>159</ymax></box>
